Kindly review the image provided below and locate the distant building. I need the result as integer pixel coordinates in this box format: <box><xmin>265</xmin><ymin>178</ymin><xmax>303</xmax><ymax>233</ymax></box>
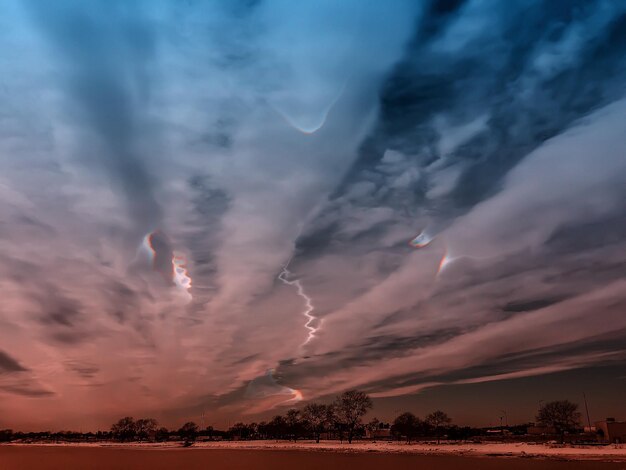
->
<box><xmin>595</xmin><ymin>419</ymin><xmax>626</xmax><ymax>444</ymax></box>
<box><xmin>485</xmin><ymin>429</ymin><xmax>511</xmax><ymax>435</ymax></box>
<box><xmin>365</xmin><ymin>428</ymin><xmax>391</xmax><ymax>439</ymax></box>
<box><xmin>527</xmin><ymin>425</ymin><xmax>556</xmax><ymax>435</ymax></box>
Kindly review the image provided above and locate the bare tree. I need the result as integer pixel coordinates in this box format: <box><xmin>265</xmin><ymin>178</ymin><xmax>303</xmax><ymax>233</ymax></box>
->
<box><xmin>425</xmin><ymin>410</ymin><xmax>451</xmax><ymax>444</ymax></box>
<box><xmin>325</xmin><ymin>403</ymin><xmax>343</xmax><ymax>442</ymax></box>
<box><xmin>302</xmin><ymin>403</ymin><xmax>330</xmax><ymax>443</ymax></box>
<box><xmin>536</xmin><ymin>400</ymin><xmax>581</xmax><ymax>443</ymax></box>
<box><xmin>110</xmin><ymin>417</ymin><xmax>136</xmax><ymax>442</ymax></box>
<box><xmin>0</xmin><ymin>429</ymin><xmax>14</xmax><ymax>442</ymax></box>
<box><xmin>178</xmin><ymin>422</ymin><xmax>199</xmax><ymax>446</ymax></box>
<box><xmin>285</xmin><ymin>409</ymin><xmax>304</xmax><ymax>441</ymax></box>
<box><xmin>334</xmin><ymin>390</ymin><xmax>373</xmax><ymax>444</ymax></box>
<box><xmin>392</xmin><ymin>412</ymin><xmax>421</xmax><ymax>443</ymax></box>
<box><xmin>155</xmin><ymin>427</ymin><xmax>170</xmax><ymax>442</ymax></box>
<box><xmin>229</xmin><ymin>422</ymin><xmax>256</xmax><ymax>440</ymax></box>
<box><xmin>267</xmin><ymin>415</ymin><xmax>288</xmax><ymax>440</ymax></box>
<box><xmin>135</xmin><ymin>418</ymin><xmax>158</xmax><ymax>442</ymax></box>
<box><xmin>365</xmin><ymin>417</ymin><xmax>381</xmax><ymax>439</ymax></box>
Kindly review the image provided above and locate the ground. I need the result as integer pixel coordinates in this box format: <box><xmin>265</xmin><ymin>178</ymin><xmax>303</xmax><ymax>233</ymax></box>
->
<box><xmin>2</xmin><ymin>440</ymin><xmax>626</xmax><ymax>469</ymax></box>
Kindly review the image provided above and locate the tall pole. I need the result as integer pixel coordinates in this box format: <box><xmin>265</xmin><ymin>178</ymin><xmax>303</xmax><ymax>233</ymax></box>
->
<box><xmin>583</xmin><ymin>393</ymin><xmax>592</xmax><ymax>430</ymax></box>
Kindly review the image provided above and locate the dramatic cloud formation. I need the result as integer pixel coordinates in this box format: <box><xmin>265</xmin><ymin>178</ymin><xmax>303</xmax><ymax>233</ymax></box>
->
<box><xmin>0</xmin><ymin>0</ymin><xmax>624</xmax><ymax>430</ymax></box>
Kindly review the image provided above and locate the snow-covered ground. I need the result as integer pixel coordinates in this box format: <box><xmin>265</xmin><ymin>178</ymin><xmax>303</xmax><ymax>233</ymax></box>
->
<box><xmin>5</xmin><ymin>440</ymin><xmax>626</xmax><ymax>461</ymax></box>
<box><xmin>192</xmin><ymin>440</ymin><xmax>626</xmax><ymax>460</ymax></box>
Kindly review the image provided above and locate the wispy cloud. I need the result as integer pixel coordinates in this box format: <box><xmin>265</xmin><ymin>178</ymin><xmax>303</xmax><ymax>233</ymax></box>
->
<box><xmin>0</xmin><ymin>0</ymin><xmax>624</xmax><ymax>429</ymax></box>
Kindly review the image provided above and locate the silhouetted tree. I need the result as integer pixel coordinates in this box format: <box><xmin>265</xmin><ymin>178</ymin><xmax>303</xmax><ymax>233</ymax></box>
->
<box><xmin>425</xmin><ymin>410</ymin><xmax>451</xmax><ymax>444</ymax></box>
<box><xmin>229</xmin><ymin>422</ymin><xmax>257</xmax><ymax>440</ymax></box>
<box><xmin>229</xmin><ymin>422</ymin><xmax>245</xmax><ymax>439</ymax></box>
<box><xmin>285</xmin><ymin>409</ymin><xmax>305</xmax><ymax>441</ymax></box>
<box><xmin>155</xmin><ymin>427</ymin><xmax>170</xmax><ymax>442</ymax></box>
<box><xmin>135</xmin><ymin>418</ymin><xmax>158</xmax><ymax>441</ymax></box>
<box><xmin>257</xmin><ymin>421</ymin><xmax>269</xmax><ymax>439</ymax></box>
<box><xmin>267</xmin><ymin>415</ymin><xmax>287</xmax><ymax>440</ymax></box>
<box><xmin>111</xmin><ymin>417</ymin><xmax>136</xmax><ymax>442</ymax></box>
<box><xmin>324</xmin><ymin>403</ymin><xmax>344</xmax><ymax>441</ymax></box>
<box><xmin>536</xmin><ymin>400</ymin><xmax>581</xmax><ymax>443</ymax></box>
<box><xmin>0</xmin><ymin>429</ymin><xmax>13</xmax><ymax>442</ymax></box>
<box><xmin>334</xmin><ymin>390</ymin><xmax>373</xmax><ymax>443</ymax></box>
<box><xmin>303</xmin><ymin>403</ymin><xmax>330</xmax><ymax>443</ymax></box>
<box><xmin>179</xmin><ymin>422</ymin><xmax>199</xmax><ymax>445</ymax></box>
<box><xmin>392</xmin><ymin>412</ymin><xmax>421</xmax><ymax>443</ymax></box>
<box><xmin>365</xmin><ymin>417</ymin><xmax>381</xmax><ymax>438</ymax></box>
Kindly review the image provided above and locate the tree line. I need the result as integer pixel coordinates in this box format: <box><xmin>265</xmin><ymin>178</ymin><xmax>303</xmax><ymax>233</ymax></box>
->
<box><xmin>229</xmin><ymin>390</ymin><xmax>373</xmax><ymax>444</ymax></box>
<box><xmin>0</xmin><ymin>396</ymin><xmax>585</xmax><ymax>444</ymax></box>
<box><xmin>105</xmin><ymin>390</ymin><xmax>461</xmax><ymax>444</ymax></box>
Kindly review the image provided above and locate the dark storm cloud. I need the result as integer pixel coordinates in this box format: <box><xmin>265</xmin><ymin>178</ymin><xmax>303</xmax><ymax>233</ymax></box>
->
<box><xmin>429</xmin><ymin>233</ymin><xmax>625</xmax><ymax>327</ymax></box>
<box><xmin>305</xmin><ymin>0</ymin><xmax>626</xmax><ymax>245</ymax></box>
<box><xmin>502</xmin><ymin>298</ymin><xmax>564</xmax><ymax>314</ymax></box>
<box><xmin>0</xmin><ymin>352</ymin><xmax>54</xmax><ymax>398</ymax></box>
<box><xmin>365</xmin><ymin>334</ymin><xmax>626</xmax><ymax>395</ymax></box>
<box><xmin>545</xmin><ymin>211</ymin><xmax>626</xmax><ymax>254</ymax></box>
<box><xmin>14</xmin><ymin>215</ymin><xmax>57</xmax><ymax>236</ymax></box>
<box><xmin>270</xmin><ymin>326</ymin><xmax>462</xmax><ymax>384</ymax></box>
<box><xmin>39</xmin><ymin>294</ymin><xmax>82</xmax><ymax>328</ymax></box>
<box><xmin>0</xmin><ymin>351</ymin><xmax>27</xmax><ymax>373</ymax></box>
<box><xmin>277</xmin><ymin>109</ymin><xmax>626</xmax><ymax>399</ymax></box>
<box><xmin>25</xmin><ymin>0</ymin><xmax>162</xmax><ymax>235</ymax></box>
<box><xmin>65</xmin><ymin>361</ymin><xmax>100</xmax><ymax>379</ymax></box>
<box><xmin>183</xmin><ymin>175</ymin><xmax>230</xmax><ymax>312</ymax></box>
<box><xmin>198</xmin><ymin>125</ymin><xmax>234</xmax><ymax>150</ymax></box>
<box><xmin>101</xmin><ymin>280</ymin><xmax>146</xmax><ymax>325</ymax></box>
<box><xmin>0</xmin><ymin>384</ymin><xmax>55</xmax><ymax>397</ymax></box>
<box><xmin>25</xmin><ymin>283</ymin><xmax>89</xmax><ymax>344</ymax></box>
<box><xmin>445</xmin><ymin>13</ymin><xmax>626</xmax><ymax>211</ymax></box>
<box><xmin>415</xmin><ymin>0</ymin><xmax>468</xmax><ymax>41</ymax></box>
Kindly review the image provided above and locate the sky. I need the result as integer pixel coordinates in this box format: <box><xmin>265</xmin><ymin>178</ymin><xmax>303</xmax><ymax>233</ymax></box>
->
<box><xmin>0</xmin><ymin>0</ymin><xmax>625</xmax><ymax>431</ymax></box>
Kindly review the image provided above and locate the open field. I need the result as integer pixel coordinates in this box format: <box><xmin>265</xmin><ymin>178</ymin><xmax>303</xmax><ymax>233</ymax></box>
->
<box><xmin>2</xmin><ymin>443</ymin><xmax>626</xmax><ymax>470</ymax></box>
<box><xmin>186</xmin><ymin>440</ymin><xmax>626</xmax><ymax>460</ymax></box>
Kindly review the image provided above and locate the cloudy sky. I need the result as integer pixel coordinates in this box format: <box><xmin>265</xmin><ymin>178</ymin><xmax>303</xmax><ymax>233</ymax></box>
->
<box><xmin>1</xmin><ymin>0</ymin><xmax>625</xmax><ymax>431</ymax></box>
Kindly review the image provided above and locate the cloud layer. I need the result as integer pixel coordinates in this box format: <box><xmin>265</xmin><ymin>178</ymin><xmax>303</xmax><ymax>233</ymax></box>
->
<box><xmin>0</xmin><ymin>0</ymin><xmax>625</xmax><ymax>429</ymax></box>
